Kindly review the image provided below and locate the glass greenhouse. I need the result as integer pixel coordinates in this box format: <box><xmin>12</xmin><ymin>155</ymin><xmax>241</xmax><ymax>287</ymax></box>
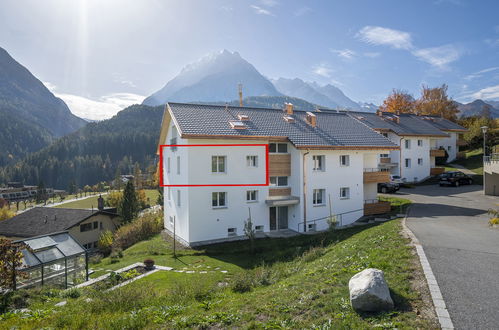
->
<box><xmin>15</xmin><ymin>232</ymin><xmax>88</xmax><ymax>290</ymax></box>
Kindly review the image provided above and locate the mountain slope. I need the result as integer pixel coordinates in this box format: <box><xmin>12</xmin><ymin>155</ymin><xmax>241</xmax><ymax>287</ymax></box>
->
<box><xmin>0</xmin><ymin>104</ymin><xmax>163</xmax><ymax>189</ymax></box>
<box><xmin>457</xmin><ymin>99</ymin><xmax>499</xmax><ymax>118</ymax></box>
<box><xmin>143</xmin><ymin>50</ymin><xmax>281</xmax><ymax>105</ymax></box>
<box><xmin>311</xmin><ymin>82</ymin><xmax>360</xmax><ymax>110</ymax></box>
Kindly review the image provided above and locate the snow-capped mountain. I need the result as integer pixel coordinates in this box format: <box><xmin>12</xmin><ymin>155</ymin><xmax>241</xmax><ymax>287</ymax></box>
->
<box><xmin>143</xmin><ymin>50</ymin><xmax>281</xmax><ymax>105</ymax></box>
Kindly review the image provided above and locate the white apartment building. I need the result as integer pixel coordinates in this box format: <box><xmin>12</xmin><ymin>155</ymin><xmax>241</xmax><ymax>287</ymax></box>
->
<box><xmin>347</xmin><ymin>111</ymin><xmax>467</xmax><ymax>183</ymax></box>
<box><xmin>158</xmin><ymin>103</ymin><xmax>398</xmax><ymax>246</ymax></box>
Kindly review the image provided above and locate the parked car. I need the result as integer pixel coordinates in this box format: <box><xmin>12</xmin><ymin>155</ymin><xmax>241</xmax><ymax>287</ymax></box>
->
<box><xmin>390</xmin><ymin>175</ymin><xmax>404</xmax><ymax>185</ymax></box>
<box><xmin>439</xmin><ymin>171</ymin><xmax>473</xmax><ymax>187</ymax></box>
<box><xmin>378</xmin><ymin>182</ymin><xmax>399</xmax><ymax>193</ymax></box>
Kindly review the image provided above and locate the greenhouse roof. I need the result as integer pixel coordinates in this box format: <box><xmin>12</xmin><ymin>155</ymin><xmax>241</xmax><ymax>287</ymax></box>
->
<box><xmin>17</xmin><ymin>232</ymin><xmax>85</xmax><ymax>268</ymax></box>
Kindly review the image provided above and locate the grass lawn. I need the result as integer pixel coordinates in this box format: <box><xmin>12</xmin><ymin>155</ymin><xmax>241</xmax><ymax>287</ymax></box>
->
<box><xmin>378</xmin><ymin>196</ymin><xmax>412</xmax><ymax>215</ymax></box>
<box><xmin>449</xmin><ymin>148</ymin><xmax>484</xmax><ymax>184</ymax></box>
<box><xmin>1</xmin><ymin>210</ymin><xmax>438</xmax><ymax>328</ymax></box>
<box><xmin>54</xmin><ymin>189</ymin><xmax>159</xmax><ymax>209</ymax></box>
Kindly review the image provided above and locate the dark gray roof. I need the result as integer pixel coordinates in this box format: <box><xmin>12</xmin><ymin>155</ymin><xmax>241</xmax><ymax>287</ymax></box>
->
<box><xmin>416</xmin><ymin>115</ymin><xmax>467</xmax><ymax>131</ymax></box>
<box><xmin>168</xmin><ymin>103</ymin><xmax>397</xmax><ymax>148</ymax></box>
<box><xmin>344</xmin><ymin>111</ymin><xmax>449</xmax><ymax>137</ymax></box>
<box><xmin>0</xmin><ymin>207</ymin><xmax>118</xmax><ymax>238</ymax></box>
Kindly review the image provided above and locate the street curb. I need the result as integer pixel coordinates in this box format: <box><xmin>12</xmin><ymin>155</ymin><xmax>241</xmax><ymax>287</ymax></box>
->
<box><xmin>401</xmin><ymin>207</ymin><xmax>454</xmax><ymax>330</ymax></box>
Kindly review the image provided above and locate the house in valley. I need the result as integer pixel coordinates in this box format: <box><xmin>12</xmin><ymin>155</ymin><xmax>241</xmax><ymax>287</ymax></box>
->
<box><xmin>346</xmin><ymin>110</ymin><xmax>466</xmax><ymax>182</ymax></box>
<box><xmin>0</xmin><ymin>206</ymin><xmax>120</xmax><ymax>249</ymax></box>
<box><xmin>157</xmin><ymin>103</ymin><xmax>399</xmax><ymax>246</ymax></box>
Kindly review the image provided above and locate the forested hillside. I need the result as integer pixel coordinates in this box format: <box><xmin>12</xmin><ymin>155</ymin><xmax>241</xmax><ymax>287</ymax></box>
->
<box><xmin>0</xmin><ymin>105</ymin><xmax>163</xmax><ymax>189</ymax></box>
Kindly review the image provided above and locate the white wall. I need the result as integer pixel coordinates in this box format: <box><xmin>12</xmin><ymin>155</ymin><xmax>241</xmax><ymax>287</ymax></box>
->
<box><xmin>399</xmin><ymin>137</ymin><xmax>432</xmax><ymax>182</ymax></box>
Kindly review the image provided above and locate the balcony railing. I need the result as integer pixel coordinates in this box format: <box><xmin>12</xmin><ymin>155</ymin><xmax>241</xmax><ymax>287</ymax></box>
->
<box><xmin>430</xmin><ymin>148</ymin><xmax>446</xmax><ymax>157</ymax></box>
<box><xmin>484</xmin><ymin>153</ymin><xmax>499</xmax><ymax>164</ymax></box>
<box><xmin>363</xmin><ymin>199</ymin><xmax>391</xmax><ymax>216</ymax></box>
<box><xmin>380</xmin><ymin>157</ymin><xmax>391</xmax><ymax>164</ymax></box>
<box><xmin>363</xmin><ymin>168</ymin><xmax>390</xmax><ymax>184</ymax></box>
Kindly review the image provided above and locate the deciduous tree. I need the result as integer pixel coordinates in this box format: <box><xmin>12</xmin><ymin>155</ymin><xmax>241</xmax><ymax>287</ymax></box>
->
<box><xmin>379</xmin><ymin>89</ymin><xmax>416</xmax><ymax>114</ymax></box>
<box><xmin>415</xmin><ymin>84</ymin><xmax>459</xmax><ymax>121</ymax></box>
<box><xmin>0</xmin><ymin>238</ymin><xmax>29</xmax><ymax>290</ymax></box>
<box><xmin>0</xmin><ymin>206</ymin><xmax>15</xmax><ymax>221</ymax></box>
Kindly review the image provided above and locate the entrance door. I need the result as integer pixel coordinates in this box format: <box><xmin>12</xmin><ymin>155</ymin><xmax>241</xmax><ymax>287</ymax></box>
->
<box><xmin>269</xmin><ymin>206</ymin><xmax>288</xmax><ymax>230</ymax></box>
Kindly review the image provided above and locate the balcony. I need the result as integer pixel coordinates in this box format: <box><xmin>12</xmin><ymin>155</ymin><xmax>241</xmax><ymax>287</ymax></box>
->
<box><xmin>430</xmin><ymin>148</ymin><xmax>446</xmax><ymax>157</ymax></box>
<box><xmin>364</xmin><ymin>199</ymin><xmax>391</xmax><ymax>216</ymax></box>
<box><xmin>269</xmin><ymin>154</ymin><xmax>291</xmax><ymax>176</ymax></box>
<box><xmin>457</xmin><ymin>139</ymin><xmax>467</xmax><ymax>147</ymax></box>
<box><xmin>266</xmin><ymin>187</ymin><xmax>299</xmax><ymax>207</ymax></box>
<box><xmin>363</xmin><ymin>168</ymin><xmax>390</xmax><ymax>184</ymax></box>
<box><xmin>380</xmin><ymin>157</ymin><xmax>391</xmax><ymax>164</ymax></box>
<box><xmin>379</xmin><ymin>157</ymin><xmax>398</xmax><ymax>169</ymax></box>
<box><xmin>430</xmin><ymin>167</ymin><xmax>445</xmax><ymax>176</ymax></box>
<box><xmin>268</xmin><ymin>187</ymin><xmax>291</xmax><ymax>197</ymax></box>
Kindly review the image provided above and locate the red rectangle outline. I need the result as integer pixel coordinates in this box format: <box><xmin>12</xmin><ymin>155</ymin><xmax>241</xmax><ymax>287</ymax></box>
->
<box><xmin>159</xmin><ymin>144</ymin><xmax>269</xmax><ymax>187</ymax></box>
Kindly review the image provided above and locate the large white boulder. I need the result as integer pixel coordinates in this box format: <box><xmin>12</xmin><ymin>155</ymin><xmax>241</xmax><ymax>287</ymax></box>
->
<box><xmin>348</xmin><ymin>268</ymin><xmax>394</xmax><ymax>312</ymax></box>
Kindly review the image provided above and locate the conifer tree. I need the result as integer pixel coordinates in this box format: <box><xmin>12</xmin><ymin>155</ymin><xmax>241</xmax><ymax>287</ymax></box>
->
<box><xmin>120</xmin><ymin>181</ymin><xmax>139</xmax><ymax>223</ymax></box>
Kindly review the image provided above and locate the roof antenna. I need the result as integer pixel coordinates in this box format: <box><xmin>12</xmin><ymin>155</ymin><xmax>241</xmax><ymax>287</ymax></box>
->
<box><xmin>238</xmin><ymin>83</ymin><xmax>243</xmax><ymax>107</ymax></box>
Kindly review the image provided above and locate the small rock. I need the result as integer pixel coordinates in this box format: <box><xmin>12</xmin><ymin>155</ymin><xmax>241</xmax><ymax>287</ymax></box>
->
<box><xmin>186</xmin><ymin>271</ymin><xmax>195</xmax><ymax>273</ymax></box>
<box><xmin>55</xmin><ymin>301</ymin><xmax>67</xmax><ymax>307</ymax></box>
<box><xmin>85</xmin><ymin>298</ymin><xmax>93</xmax><ymax>303</ymax></box>
<box><xmin>220</xmin><ymin>270</ymin><xmax>228</xmax><ymax>273</ymax></box>
<box><xmin>217</xmin><ymin>281</ymin><xmax>228</xmax><ymax>287</ymax></box>
<box><xmin>349</xmin><ymin>268</ymin><xmax>394</xmax><ymax>312</ymax></box>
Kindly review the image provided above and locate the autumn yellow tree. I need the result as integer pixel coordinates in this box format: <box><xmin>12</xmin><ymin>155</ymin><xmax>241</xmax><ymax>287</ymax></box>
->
<box><xmin>0</xmin><ymin>206</ymin><xmax>15</xmax><ymax>221</ymax></box>
<box><xmin>379</xmin><ymin>89</ymin><xmax>416</xmax><ymax>114</ymax></box>
<box><xmin>415</xmin><ymin>84</ymin><xmax>459</xmax><ymax>121</ymax></box>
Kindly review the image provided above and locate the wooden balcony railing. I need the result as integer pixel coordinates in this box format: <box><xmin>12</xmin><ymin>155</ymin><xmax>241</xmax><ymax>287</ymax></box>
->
<box><xmin>430</xmin><ymin>167</ymin><xmax>445</xmax><ymax>176</ymax></box>
<box><xmin>380</xmin><ymin>157</ymin><xmax>391</xmax><ymax>164</ymax></box>
<box><xmin>363</xmin><ymin>168</ymin><xmax>390</xmax><ymax>184</ymax></box>
<box><xmin>364</xmin><ymin>199</ymin><xmax>391</xmax><ymax>216</ymax></box>
<box><xmin>269</xmin><ymin>154</ymin><xmax>291</xmax><ymax>176</ymax></box>
<box><xmin>430</xmin><ymin>148</ymin><xmax>446</xmax><ymax>157</ymax></box>
<box><xmin>268</xmin><ymin>187</ymin><xmax>291</xmax><ymax>197</ymax></box>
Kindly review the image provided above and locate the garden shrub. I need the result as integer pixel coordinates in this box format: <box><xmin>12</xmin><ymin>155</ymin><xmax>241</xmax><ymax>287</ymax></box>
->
<box><xmin>113</xmin><ymin>211</ymin><xmax>163</xmax><ymax>251</ymax></box>
<box><xmin>489</xmin><ymin>217</ymin><xmax>499</xmax><ymax>226</ymax></box>
<box><xmin>97</xmin><ymin>230</ymin><xmax>114</xmax><ymax>255</ymax></box>
<box><xmin>230</xmin><ymin>272</ymin><xmax>254</xmax><ymax>293</ymax></box>
<box><xmin>60</xmin><ymin>288</ymin><xmax>81</xmax><ymax>299</ymax></box>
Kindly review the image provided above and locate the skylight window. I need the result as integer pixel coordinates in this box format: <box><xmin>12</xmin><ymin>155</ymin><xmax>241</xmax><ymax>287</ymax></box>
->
<box><xmin>283</xmin><ymin>115</ymin><xmax>295</xmax><ymax>123</ymax></box>
<box><xmin>237</xmin><ymin>114</ymin><xmax>249</xmax><ymax>121</ymax></box>
<box><xmin>229</xmin><ymin>121</ymin><xmax>247</xmax><ymax>129</ymax></box>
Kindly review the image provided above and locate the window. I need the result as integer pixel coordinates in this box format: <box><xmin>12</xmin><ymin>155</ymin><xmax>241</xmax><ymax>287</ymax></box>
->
<box><xmin>340</xmin><ymin>155</ymin><xmax>350</xmax><ymax>167</ymax></box>
<box><xmin>246</xmin><ymin>155</ymin><xmax>258</xmax><ymax>167</ymax></box>
<box><xmin>93</xmin><ymin>221</ymin><xmax>98</xmax><ymax>229</ymax></box>
<box><xmin>313</xmin><ymin>155</ymin><xmax>325</xmax><ymax>171</ymax></box>
<box><xmin>340</xmin><ymin>187</ymin><xmax>350</xmax><ymax>199</ymax></box>
<box><xmin>418</xmin><ymin>158</ymin><xmax>423</xmax><ymax>166</ymax></box>
<box><xmin>405</xmin><ymin>140</ymin><xmax>411</xmax><ymax>149</ymax></box>
<box><xmin>313</xmin><ymin>189</ymin><xmax>325</xmax><ymax>205</ymax></box>
<box><xmin>177</xmin><ymin>156</ymin><xmax>180</xmax><ymax>174</ymax></box>
<box><xmin>447</xmin><ymin>146</ymin><xmax>451</xmax><ymax>151</ymax></box>
<box><xmin>405</xmin><ymin>158</ymin><xmax>411</xmax><ymax>168</ymax></box>
<box><xmin>228</xmin><ymin>227</ymin><xmax>237</xmax><ymax>236</ymax></box>
<box><xmin>177</xmin><ymin>190</ymin><xmax>181</xmax><ymax>207</ymax></box>
<box><xmin>167</xmin><ymin>187</ymin><xmax>171</xmax><ymax>200</ymax></box>
<box><xmin>169</xmin><ymin>216</ymin><xmax>173</xmax><ymax>225</ymax></box>
<box><xmin>417</xmin><ymin>139</ymin><xmax>423</xmax><ymax>147</ymax></box>
<box><xmin>80</xmin><ymin>223</ymin><xmax>93</xmax><ymax>232</ymax></box>
<box><xmin>212</xmin><ymin>192</ymin><xmax>227</xmax><ymax>208</ymax></box>
<box><xmin>212</xmin><ymin>156</ymin><xmax>226</xmax><ymax>173</ymax></box>
<box><xmin>167</xmin><ymin>157</ymin><xmax>170</xmax><ymax>173</ymax></box>
<box><xmin>380</xmin><ymin>153</ymin><xmax>389</xmax><ymax>158</ymax></box>
<box><xmin>269</xmin><ymin>143</ymin><xmax>288</xmax><ymax>153</ymax></box>
<box><xmin>100</xmin><ymin>222</ymin><xmax>103</xmax><ymax>230</ymax></box>
<box><xmin>255</xmin><ymin>225</ymin><xmax>264</xmax><ymax>232</ymax></box>
<box><xmin>269</xmin><ymin>176</ymin><xmax>288</xmax><ymax>186</ymax></box>
<box><xmin>246</xmin><ymin>190</ymin><xmax>258</xmax><ymax>202</ymax></box>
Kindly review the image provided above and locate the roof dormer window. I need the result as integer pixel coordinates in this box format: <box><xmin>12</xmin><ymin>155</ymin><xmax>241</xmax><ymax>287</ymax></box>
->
<box><xmin>229</xmin><ymin>121</ymin><xmax>247</xmax><ymax>129</ymax></box>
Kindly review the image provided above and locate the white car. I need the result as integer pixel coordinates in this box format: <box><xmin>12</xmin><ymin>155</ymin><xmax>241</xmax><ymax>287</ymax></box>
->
<box><xmin>390</xmin><ymin>175</ymin><xmax>404</xmax><ymax>185</ymax></box>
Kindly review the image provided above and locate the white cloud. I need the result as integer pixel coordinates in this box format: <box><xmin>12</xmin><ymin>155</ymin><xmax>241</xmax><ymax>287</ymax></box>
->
<box><xmin>312</xmin><ymin>63</ymin><xmax>332</xmax><ymax>78</ymax></box>
<box><xmin>356</xmin><ymin>26</ymin><xmax>413</xmax><ymax>50</ymax></box>
<box><xmin>250</xmin><ymin>5</ymin><xmax>274</xmax><ymax>16</ymax></box>
<box><xmin>412</xmin><ymin>44</ymin><xmax>460</xmax><ymax>69</ymax></box>
<box><xmin>42</xmin><ymin>82</ymin><xmax>144</xmax><ymax>120</ymax></box>
<box><xmin>466</xmin><ymin>85</ymin><xmax>499</xmax><ymax>100</ymax></box>
<box><xmin>464</xmin><ymin>67</ymin><xmax>499</xmax><ymax>80</ymax></box>
<box><xmin>331</xmin><ymin>49</ymin><xmax>357</xmax><ymax>60</ymax></box>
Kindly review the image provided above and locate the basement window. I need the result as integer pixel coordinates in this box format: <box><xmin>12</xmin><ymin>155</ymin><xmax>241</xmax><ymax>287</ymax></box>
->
<box><xmin>255</xmin><ymin>225</ymin><xmax>264</xmax><ymax>232</ymax></box>
<box><xmin>228</xmin><ymin>228</ymin><xmax>237</xmax><ymax>236</ymax></box>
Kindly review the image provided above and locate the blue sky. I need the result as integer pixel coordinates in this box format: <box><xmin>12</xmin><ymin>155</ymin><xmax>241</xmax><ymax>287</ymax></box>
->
<box><xmin>1</xmin><ymin>0</ymin><xmax>498</xmax><ymax>119</ymax></box>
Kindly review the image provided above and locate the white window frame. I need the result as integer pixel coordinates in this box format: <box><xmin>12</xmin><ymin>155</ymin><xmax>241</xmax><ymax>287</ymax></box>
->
<box><xmin>418</xmin><ymin>158</ymin><xmax>423</xmax><ymax>166</ymax></box>
<box><xmin>340</xmin><ymin>155</ymin><xmax>350</xmax><ymax>167</ymax></box>
<box><xmin>167</xmin><ymin>187</ymin><xmax>171</xmax><ymax>201</ymax></box>
<box><xmin>169</xmin><ymin>216</ymin><xmax>174</xmax><ymax>225</ymax></box>
<box><xmin>255</xmin><ymin>225</ymin><xmax>264</xmax><ymax>232</ymax></box>
<box><xmin>246</xmin><ymin>155</ymin><xmax>258</xmax><ymax>167</ymax></box>
<box><xmin>246</xmin><ymin>190</ymin><xmax>258</xmax><ymax>202</ymax></box>
<box><xmin>212</xmin><ymin>156</ymin><xmax>226</xmax><ymax>173</ymax></box>
<box><xmin>269</xmin><ymin>176</ymin><xmax>288</xmax><ymax>187</ymax></box>
<box><xmin>269</xmin><ymin>143</ymin><xmax>288</xmax><ymax>154</ymax></box>
<box><xmin>167</xmin><ymin>157</ymin><xmax>170</xmax><ymax>173</ymax></box>
<box><xmin>212</xmin><ymin>192</ymin><xmax>227</xmax><ymax>208</ymax></box>
<box><xmin>340</xmin><ymin>187</ymin><xmax>350</xmax><ymax>200</ymax></box>
<box><xmin>417</xmin><ymin>139</ymin><xmax>423</xmax><ymax>147</ymax></box>
<box><xmin>447</xmin><ymin>146</ymin><xmax>451</xmax><ymax>151</ymax></box>
<box><xmin>313</xmin><ymin>155</ymin><xmax>325</xmax><ymax>171</ymax></box>
<box><xmin>405</xmin><ymin>140</ymin><xmax>411</xmax><ymax>149</ymax></box>
<box><xmin>176</xmin><ymin>156</ymin><xmax>180</xmax><ymax>174</ymax></box>
<box><xmin>177</xmin><ymin>190</ymin><xmax>181</xmax><ymax>207</ymax></box>
<box><xmin>312</xmin><ymin>189</ymin><xmax>325</xmax><ymax>206</ymax></box>
<box><xmin>405</xmin><ymin>158</ymin><xmax>411</xmax><ymax>168</ymax></box>
<box><xmin>227</xmin><ymin>227</ymin><xmax>237</xmax><ymax>236</ymax></box>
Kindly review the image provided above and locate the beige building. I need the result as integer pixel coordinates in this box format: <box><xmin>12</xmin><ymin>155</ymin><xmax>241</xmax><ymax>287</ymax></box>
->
<box><xmin>0</xmin><ymin>207</ymin><xmax>121</xmax><ymax>249</ymax></box>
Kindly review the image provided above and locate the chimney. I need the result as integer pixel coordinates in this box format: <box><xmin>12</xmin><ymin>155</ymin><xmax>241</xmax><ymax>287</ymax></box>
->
<box><xmin>396</xmin><ymin>109</ymin><xmax>401</xmax><ymax>116</ymax></box>
<box><xmin>98</xmin><ymin>195</ymin><xmax>104</xmax><ymax>211</ymax></box>
<box><xmin>285</xmin><ymin>103</ymin><xmax>294</xmax><ymax>115</ymax></box>
<box><xmin>306</xmin><ymin>112</ymin><xmax>317</xmax><ymax>127</ymax></box>
<box><xmin>376</xmin><ymin>109</ymin><xmax>382</xmax><ymax>117</ymax></box>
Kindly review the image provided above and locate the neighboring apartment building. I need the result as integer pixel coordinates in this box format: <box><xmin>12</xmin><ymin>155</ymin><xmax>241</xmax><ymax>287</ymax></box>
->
<box><xmin>484</xmin><ymin>153</ymin><xmax>499</xmax><ymax>196</ymax></box>
<box><xmin>0</xmin><ymin>207</ymin><xmax>120</xmax><ymax>249</ymax></box>
<box><xmin>345</xmin><ymin>111</ymin><xmax>466</xmax><ymax>182</ymax></box>
<box><xmin>158</xmin><ymin>103</ymin><xmax>398</xmax><ymax>246</ymax></box>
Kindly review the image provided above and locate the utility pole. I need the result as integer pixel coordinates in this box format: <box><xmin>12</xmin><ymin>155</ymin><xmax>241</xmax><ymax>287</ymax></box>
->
<box><xmin>173</xmin><ymin>216</ymin><xmax>176</xmax><ymax>259</ymax></box>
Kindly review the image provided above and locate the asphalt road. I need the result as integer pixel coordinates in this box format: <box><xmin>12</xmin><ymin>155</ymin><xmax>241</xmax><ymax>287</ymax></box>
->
<box><xmin>398</xmin><ymin>185</ymin><xmax>499</xmax><ymax>330</ymax></box>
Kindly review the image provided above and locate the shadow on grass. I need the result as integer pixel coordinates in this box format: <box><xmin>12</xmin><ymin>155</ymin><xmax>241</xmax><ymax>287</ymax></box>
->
<box><xmin>355</xmin><ymin>289</ymin><xmax>411</xmax><ymax>319</ymax></box>
<box><xmin>184</xmin><ymin>225</ymin><xmax>378</xmax><ymax>270</ymax></box>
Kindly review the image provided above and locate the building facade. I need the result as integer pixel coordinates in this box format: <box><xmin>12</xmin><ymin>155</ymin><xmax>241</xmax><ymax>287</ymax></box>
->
<box><xmin>159</xmin><ymin>103</ymin><xmax>398</xmax><ymax>246</ymax></box>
